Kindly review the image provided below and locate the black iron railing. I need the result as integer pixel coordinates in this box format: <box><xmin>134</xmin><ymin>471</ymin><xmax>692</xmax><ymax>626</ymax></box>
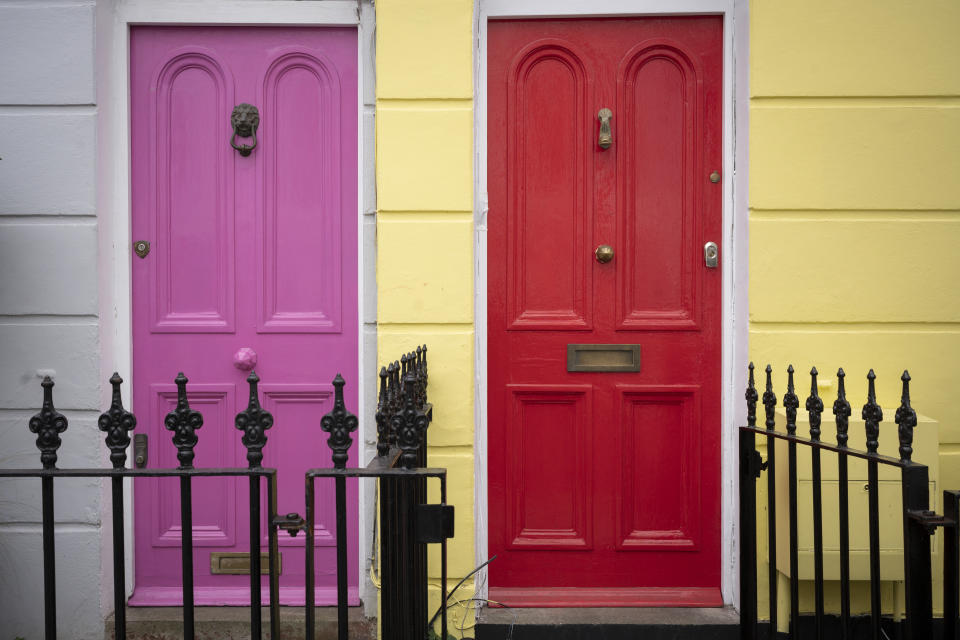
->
<box><xmin>0</xmin><ymin>343</ymin><xmax>452</xmax><ymax>640</ymax></box>
<box><xmin>740</xmin><ymin>363</ymin><xmax>960</xmax><ymax>640</ymax></box>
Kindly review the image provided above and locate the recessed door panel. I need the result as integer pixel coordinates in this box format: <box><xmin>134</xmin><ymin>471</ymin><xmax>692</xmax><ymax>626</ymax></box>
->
<box><xmin>149</xmin><ymin>52</ymin><xmax>235</xmax><ymax>332</ymax></box>
<box><xmin>617</xmin><ymin>45</ymin><xmax>701</xmax><ymax>330</ymax></box>
<box><xmin>506</xmin><ymin>44</ymin><xmax>592</xmax><ymax>330</ymax></box>
<box><xmin>617</xmin><ymin>386</ymin><xmax>700</xmax><ymax>550</ymax></box>
<box><xmin>506</xmin><ymin>385</ymin><xmax>592</xmax><ymax>549</ymax></box>
<box><xmin>259</xmin><ymin>53</ymin><xmax>342</xmax><ymax>333</ymax></box>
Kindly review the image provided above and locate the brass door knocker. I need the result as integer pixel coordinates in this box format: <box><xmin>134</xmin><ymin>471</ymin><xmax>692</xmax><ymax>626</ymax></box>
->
<box><xmin>230</xmin><ymin>103</ymin><xmax>260</xmax><ymax>157</ymax></box>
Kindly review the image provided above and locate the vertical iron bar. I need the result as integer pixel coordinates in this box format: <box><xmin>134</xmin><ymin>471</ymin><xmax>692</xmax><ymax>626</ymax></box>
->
<box><xmin>811</xmin><ymin>446</ymin><xmax>824</xmax><ymax>640</ymax></box>
<box><xmin>901</xmin><ymin>464</ymin><xmax>933</xmax><ymax>640</ymax></box>
<box><xmin>441</xmin><ymin>474</ymin><xmax>448</xmax><ymax>640</ymax></box>
<box><xmin>112</xmin><ymin>476</ymin><xmax>127</xmax><ymax>640</ymax></box>
<box><xmin>784</xmin><ymin>366</ymin><xmax>800</xmax><ymax>638</ymax></box>
<box><xmin>306</xmin><ymin>476</ymin><xmax>316</xmax><ymax>640</ymax></box>
<box><xmin>788</xmin><ymin>439</ymin><xmax>800</xmax><ymax>638</ymax></box>
<box><xmin>867</xmin><ymin>459</ymin><xmax>881</xmax><ymax>640</ymax></box>
<box><xmin>268</xmin><ymin>474</ymin><xmax>280</xmax><ymax>640</ymax></box>
<box><xmin>834</xmin><ymin>368</ymin><xmax>852</xmax><ymax>640</ymax></box>
<box><xmin>180</xmin><ymin>476</ymin><xmax>195</xmax><ymax>640</ymax></box>
<box><xmin>807</xmin><ymin>367</ymin><xmax>825</xmax><ymax>640</ymax></box>
<box><xmin>763</xmin><ymin>365</ymin><xmax>778</xmax><ymax>636</ymax></box>
<box><xmin>838</xmin><ymin>451</ymin><xmax>851</xmax><ymax>640</ymax></box>
<box><xmin>944</xmin><ymin>490</ymin><xmax>959</xmax><ymax>640</ymax></box>
<box><xmin>739</xmin><ymin>428</ymin><xmax>759</xmax><ymax>640</ymax></box>
<box><xmin>42</xmin><ymin>475</ymin><xmax>56</xmax><ymax>640</ymax></box>
<box><xmin>336</xmin><ymin>475</ymin><xmax>348</xmax><ymax>640</ymax></box>
<box><xmin>249</xmin><ymin>476</ymin><xmax>261</xmax><ymax>640</ymax></box>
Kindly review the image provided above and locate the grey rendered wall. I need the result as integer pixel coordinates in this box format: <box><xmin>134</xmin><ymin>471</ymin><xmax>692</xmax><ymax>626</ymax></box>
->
<box><xmin>0</xmin><ymin>1</ymin><xmax>104</xmax><ymax>638</ymax></box>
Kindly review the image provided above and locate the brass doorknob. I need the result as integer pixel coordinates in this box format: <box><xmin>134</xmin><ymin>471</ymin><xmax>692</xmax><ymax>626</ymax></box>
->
<box><xmin>595</xmin><ymin>244</ymin><xmax>614</xmax><ymax>263</ymax></box>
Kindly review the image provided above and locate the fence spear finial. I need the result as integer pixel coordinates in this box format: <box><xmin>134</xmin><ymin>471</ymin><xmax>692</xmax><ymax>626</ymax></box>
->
<box><xmin>376</xmin><ymin>366</ymin><xmax>391</xmax><ymax>457</ymax></box>
<box><xmin>745</xmin><ymin>363</ymin><xmax>759</xmax><ymax>428</ymax></box>
<box><xmin>321</xmin><ymin>374</ymin><xmax>358</xmax><ymax>470</ymax></box>
<box><xmin>392</xmin><ymin>371</ymin><xmax>428</xmax><ymax>469</ymax></box>
<box><xmin>895</xmin><ymin>370</ymin><xmax>917</xmax><ymax>462</ymax></box>
<box><xmin>98</xmin><ymin>373</ymin><xmax>136</xmax><ymax>469</ymax></box>
<box><xmin>234</xmin><ymin>372</ymin><xmax>274</xmax><ymax>468</ymax></box>
<box><xmin>806</xmin><ymin>367</ymin><xmax>824</xmax><ymax>441</ymax></box>
<box><xmin>762</xmin><ymin>365</ymin><xmax>777</xmax><ymax>430</ymax></box>
<box><xmin>833</xmin><ymin>368</ymin><xmax>851</xmax><ymax>447</ymax></box>
<box><xmin>862</xmin><ymin>369</ymin><xmax>883</xmax><ymax>454</ymax></box>
<box><xmin>164</xmin><ymin>372</ymin><xmax>203</xmax><ymax>469</ymax></box>
<box><xmin>783</xmin><ymin>365</ymin><xmax>799</xmax><ymax>436</ymax></box>
<box><xmin>29</xmin><ymin>376</ymin><xmax>68</xmax><ymax>470</ymax></box>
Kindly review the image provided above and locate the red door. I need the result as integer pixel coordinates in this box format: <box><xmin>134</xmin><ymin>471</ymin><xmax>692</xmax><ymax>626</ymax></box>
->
<box><xmin>488</xmin><ymin>17</ymin><xmax>723</xmax><ymax>606</ymax></box>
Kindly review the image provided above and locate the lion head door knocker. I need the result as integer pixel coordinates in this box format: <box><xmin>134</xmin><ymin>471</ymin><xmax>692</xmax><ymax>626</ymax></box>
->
<box><xmin>230</xmin><ymin>103</ymin><xmax>260</xmax><ymax>157</ymax></box>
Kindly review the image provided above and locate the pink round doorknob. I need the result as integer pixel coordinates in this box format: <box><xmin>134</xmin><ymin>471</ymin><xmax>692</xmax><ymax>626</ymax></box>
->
<box><xmin>233</xmin><ymin>347</ymin><xmax>258</xmax><ymax>371</ymax></box>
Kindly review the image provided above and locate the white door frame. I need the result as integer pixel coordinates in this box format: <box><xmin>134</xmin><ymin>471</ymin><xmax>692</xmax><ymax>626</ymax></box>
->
<box><xmin>95</xmin><ymin>0</ymin><xmax>377</xmax><ymax>612</ymax></box>
<box><xmin>473</xmin><ymin>0</ymin><xmax>750</xmax><ymax>608</ymax></box>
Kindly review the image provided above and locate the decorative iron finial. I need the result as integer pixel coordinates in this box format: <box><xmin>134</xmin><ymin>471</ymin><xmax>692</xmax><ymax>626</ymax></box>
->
<box><xmin>29</xmin><ymin>376</ymin><xmax>68</xmax><ymax>469</ymax></box>
<box><xmin>783</xmin><ymin>365</ymin><xmax>799</xmax><ymax>436</ymax></box>
<box><xmin>164</xmin><ymin>372</ymin><xmax>203</xmax><ymax>469</ymax></box>
<box><xmin>98</xmin><ymin>373</ymin><xmax>136</xmax><ymax>468</ymax></box>
<box><xmin>833</xmin><ymin>368</ymin><xmax>851</xmax><ymax>447</ymax></box>
<box><xmin>320</xmin><ymin>374</ymin><xmax>358</xmax><ymax>469</ymax></box>
<box><xmin>234</xmin><ymin>372</ymin><xmax>274</xmax><ymax>468</ymax></box>
<box><xmin>862</xmin><ymin>369</ymin><xmax>883</xmax><ymax>454</ymax></box>
<box><xmin>392</xmin><ymin>372</ymin><xmax>429</xmax><ymax>469</ymax></box>
<box><xmin>376</xmin><ymin>367</ymin><xmax>391</xmax><ymax>457</ymax></box>
<box><xmin>895</xmin><ymin>370</ymin><xmax>917</xmax><ymax>462</ymax></box>
<box><xmin>745</xmin><ymin>363</ymin><xmax>759</xmax><ymax>428</ymax></box>
<box><xmin>806</xmin><ymin>367</ymin><xmax>824</xmax><ymax>441</ymax></box>
<box><xmin>762</xmin><ymin>365</ymin><xmax>777</xmax><ymax>430</ymax></box>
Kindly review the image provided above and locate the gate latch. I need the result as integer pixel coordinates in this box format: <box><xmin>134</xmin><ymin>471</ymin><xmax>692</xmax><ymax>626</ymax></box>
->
<box><xmin>272</xmin><ymin>512</ymin><xmax>306</xmax><ymax>537</ymax></box>
<box><xmin>907</xmin><ymin>509</ymin><xmax>954</xmax><ymax>535</ymax></box>
<box><xmin>416</xmin><ymin>504</ymin><xmax>455</xmax><ymax>544</ymax></box>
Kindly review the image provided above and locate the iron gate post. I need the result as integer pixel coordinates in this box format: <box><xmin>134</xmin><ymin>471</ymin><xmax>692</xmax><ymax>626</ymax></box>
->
<box><xmin>739</xmin><ymin>427</ymin><xmax>758</xmax><ymax>640</ymax></box>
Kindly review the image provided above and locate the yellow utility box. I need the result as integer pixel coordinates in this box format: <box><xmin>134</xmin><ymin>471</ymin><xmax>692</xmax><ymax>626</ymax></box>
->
<box><xmin>772</xmin><ymin>408</ymin><xmax>939</xmax><ymax>580</ymax></box>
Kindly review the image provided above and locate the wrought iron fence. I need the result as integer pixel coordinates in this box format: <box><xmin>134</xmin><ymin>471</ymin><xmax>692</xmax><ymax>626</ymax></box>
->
<box><xmin>0</xmin><ymin>344</ymin><xmax>452</xmax><ymax>640</ymax></box>
<box><xmin>739</xmin><ymin>364</ymin><xmax>960</xmax><ymax>640</ymax></box>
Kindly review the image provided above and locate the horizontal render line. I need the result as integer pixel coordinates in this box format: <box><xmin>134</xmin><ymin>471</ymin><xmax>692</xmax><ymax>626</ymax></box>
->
<box><xmin>750</xmin><ymin>209</ymin><xmax>960</xmax><ymax>220</ymax></box>
<box><xmin>378</xmin><ymin>322</ymin><xmax>474</xmax><ymax>333</ymax></box>
<box><xmin>0</xmin><ymin>214</ymin><xmax>98</xmax><ymax>223</ymax></box>
<box><xmin>750</xmin><ymin>321</ymin><xmax>960</xmax><ymax>333</ymax></box>
<box><xmin>750</xmin><ymin>95</ymin><xmax>960</xmax><ymax>107</ymax></box>
<box><xmin>0</xmin><ymin>105</ymin><xmax>97</xmax><ymax>115</ymax></box>
<box><xmin>0</xmin><ymin>522</ymin><xmax>101</xmax><ymax>533</ymax></box>
<box><xmin>0</xmin><ymin>314</ymin><xmax>98</xmax><ymax>325</ymax></box>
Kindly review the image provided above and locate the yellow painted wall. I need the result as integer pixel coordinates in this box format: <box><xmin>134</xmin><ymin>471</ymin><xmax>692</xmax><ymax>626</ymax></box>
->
<box><xmin>375</xmin><ymin>0</ymin><xmax>476</xmax><ymax>635</ymax></box>
<box><xmin>750</xmin><ymin>0</ymin><xmax>960</xmax><ymax>624</ymax></box>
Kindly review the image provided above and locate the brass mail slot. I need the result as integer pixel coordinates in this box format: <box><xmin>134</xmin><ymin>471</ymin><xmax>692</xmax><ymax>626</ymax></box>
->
<box><xmin>210</xmin><ymin>552</ymin><xmax>279</xmax><ymax>575</ymax></box>
<box><xmin>567</xmin><ymin>344</ymin><xmax>641</xmax><ymax>372</ymax></box>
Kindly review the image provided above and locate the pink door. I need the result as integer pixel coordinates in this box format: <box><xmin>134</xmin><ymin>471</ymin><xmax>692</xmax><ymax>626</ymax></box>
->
<box><xmin>129</xmin><ymin>26</ymin><xmax>358</xmax><ymax>606</ymax></box>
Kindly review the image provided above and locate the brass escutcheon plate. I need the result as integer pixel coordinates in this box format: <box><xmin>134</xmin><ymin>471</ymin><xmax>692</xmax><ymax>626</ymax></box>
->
<box><xmin>567</xmin><ymin>344</ymin><xmax>641</xmax><ymax>372</ymax></box>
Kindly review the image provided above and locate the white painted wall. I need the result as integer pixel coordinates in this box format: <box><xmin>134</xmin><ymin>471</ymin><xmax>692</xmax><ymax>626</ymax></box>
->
<box><xmin>0</xmin><ymin>1</ymin><xmax>104</xmax><ymax>638</ymax></box>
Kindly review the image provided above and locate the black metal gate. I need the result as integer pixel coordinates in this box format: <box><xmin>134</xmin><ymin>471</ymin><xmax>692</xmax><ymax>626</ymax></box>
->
<box><xmin>0</xmin><ymin>345</ymin><xmax>453</xmax><ymax>640</ymax></box>
<box><xmin>739</xmin><ymin>363</ymin><xmax>959</xmax><ymax>640</ymax></box>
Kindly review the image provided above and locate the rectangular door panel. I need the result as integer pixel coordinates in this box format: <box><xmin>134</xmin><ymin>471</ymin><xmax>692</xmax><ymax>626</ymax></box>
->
<box><xmin>617</xmin><ymin>386</ymin><xmax>700</xmax><ymax>550</ymax></box>
<box><xmin>506</xmin><ymin>385</ymin><xmax>593</xmax><ymax>550</ymax></box>
<box><xmin>147</xmin><ymin>384</ymin><xmax>238</xmax><ymax>548</ymax></box>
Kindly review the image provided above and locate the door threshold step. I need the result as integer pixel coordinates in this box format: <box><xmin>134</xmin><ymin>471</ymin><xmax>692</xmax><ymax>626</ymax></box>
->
<box><xmin>475</xmin><ymin>606</ymin><xmax>739</xmax><ymax>640</ymax></box>
<box><xmin>106</xmin><ymin>606</ymin><xmax>375</xmax><ymax>640</ymax></box>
